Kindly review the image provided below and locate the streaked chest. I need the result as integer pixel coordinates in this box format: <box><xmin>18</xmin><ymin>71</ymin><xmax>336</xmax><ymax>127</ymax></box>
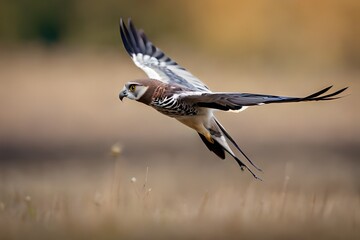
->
<box><xmin>151</xmin><ymin>96</ymin><xmax>198</xmax><ymax>117</ymax></box>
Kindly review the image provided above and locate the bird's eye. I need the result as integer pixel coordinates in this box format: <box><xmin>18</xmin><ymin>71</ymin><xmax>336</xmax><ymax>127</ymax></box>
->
<box><xmin>129</xmin><ymin>85</ymin><xmax>136</xmax><ymax>92</ymax></box>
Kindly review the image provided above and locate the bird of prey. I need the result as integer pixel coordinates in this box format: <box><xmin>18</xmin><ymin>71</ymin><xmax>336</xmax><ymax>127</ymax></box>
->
<box><xmin>118</xmin><ymin>18</ymin><xmax>347</xmax><ymax>179</ymax></box>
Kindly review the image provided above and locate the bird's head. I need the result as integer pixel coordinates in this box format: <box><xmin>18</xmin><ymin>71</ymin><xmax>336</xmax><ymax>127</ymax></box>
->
<box><xmin>119</xmin><ymin>81</ymin><xmax>150</xmax><ymax>101</ymax></box>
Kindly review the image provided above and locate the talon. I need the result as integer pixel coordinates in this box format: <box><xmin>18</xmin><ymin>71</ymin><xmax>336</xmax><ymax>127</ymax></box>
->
<box><xmin>205</xmin><ymin>133</ymin><xmax>214</xmax><ymax>143</ymax></box>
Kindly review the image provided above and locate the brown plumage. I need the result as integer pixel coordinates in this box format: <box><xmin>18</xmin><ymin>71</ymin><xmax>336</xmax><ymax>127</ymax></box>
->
<box><xmin>134</xmin><ymin>79</ymin><xmax>160</xmax><ymax>105</ymax></box>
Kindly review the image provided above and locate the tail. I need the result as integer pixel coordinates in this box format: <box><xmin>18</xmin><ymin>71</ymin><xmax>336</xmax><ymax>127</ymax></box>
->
<box><xmin>198</xmin><ymin>118</ymin><xmax>262</xmax><ymax>180</ymax></box>
<box><xmin>214</xmin><ymin>119</ymin><xmax>262</xmax><ymax>172</ymax></box>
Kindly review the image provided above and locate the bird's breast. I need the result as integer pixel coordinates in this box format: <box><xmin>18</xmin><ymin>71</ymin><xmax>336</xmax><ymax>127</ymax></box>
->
<box><xmin>151</xmin><ymin>97</ymin><xmax>198</xmax><ymax>117</ymax></box>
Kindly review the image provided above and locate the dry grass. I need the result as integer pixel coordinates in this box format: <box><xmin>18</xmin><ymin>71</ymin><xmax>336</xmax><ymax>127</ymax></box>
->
<box><xmin>0</xmin><ymin>152</ymin><xmax>358</xmax><ymax>240</ymax></box>
<box><xmin>0</xmin><ymin>49</ymin><xmax>359</xmax><ymax>239</ymax></box>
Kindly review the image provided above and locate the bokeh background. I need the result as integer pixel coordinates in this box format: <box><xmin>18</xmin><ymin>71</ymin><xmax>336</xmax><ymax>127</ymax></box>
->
<box><xmin>0</xmin><ymin>0</ymin><xmax>359</xmax><ymax>239</ymax></box>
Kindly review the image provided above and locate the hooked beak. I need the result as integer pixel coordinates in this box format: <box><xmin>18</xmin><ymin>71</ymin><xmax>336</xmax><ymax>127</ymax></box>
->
<box><xmin>119</xmin><ymin>88</ymin><xmax>127</xmax><ymax>101</ymax></box>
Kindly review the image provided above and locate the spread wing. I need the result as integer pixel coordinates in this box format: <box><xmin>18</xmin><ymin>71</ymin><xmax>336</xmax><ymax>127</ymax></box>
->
<box><xmin>180</xmin><ymin>86</ymin><xmax>348</xmax><ymax>111</ymax></box>
<box><xmin>119</xmin><ymin>18</ymin><xmax>210</xmax><ymax>92</ymax></box>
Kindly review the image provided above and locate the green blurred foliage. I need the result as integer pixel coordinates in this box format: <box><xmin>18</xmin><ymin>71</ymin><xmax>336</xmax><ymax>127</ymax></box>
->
<box><xmin>0</xmin><ymin>0</ymin><xmax>192</xmax><ymax>45</ymax></box>
<box><xmin>0</xmin><ymin>0</ymin><xmax>359</xmax><ymax>69</ymax></box>
<box><xmin>0</xmin><ymin>0</ymin><xmax>73</xmax><ymax>45</ymax></box>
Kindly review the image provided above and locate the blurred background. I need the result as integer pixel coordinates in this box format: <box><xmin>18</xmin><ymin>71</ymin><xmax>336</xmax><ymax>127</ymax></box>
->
<box><xmin>0</xmin><ymin>0</ymin><xmax>359</xmax><ymax>239</ymax></box>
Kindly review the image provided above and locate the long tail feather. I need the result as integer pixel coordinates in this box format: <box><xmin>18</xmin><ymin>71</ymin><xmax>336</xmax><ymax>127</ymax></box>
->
<box><xmin>221</xmin><ymin>146</ymin><xmax>262</xmax><ymax>180</ymax></box>
<box><xmin>202</xmin><ymin>119</ymin><xmax>262</xmax><ymax>180</ymax></box>
<box><xmin>214</xmin><ymin>119</ymin><xmax>262</xmax><ymax>171</ymax></box>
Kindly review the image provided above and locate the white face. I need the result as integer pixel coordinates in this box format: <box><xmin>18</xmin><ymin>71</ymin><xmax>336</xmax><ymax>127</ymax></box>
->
<box><xmin>119</xmin><ymin>82</ymin><xmax>149</xmax><ymax>101</ymax></box>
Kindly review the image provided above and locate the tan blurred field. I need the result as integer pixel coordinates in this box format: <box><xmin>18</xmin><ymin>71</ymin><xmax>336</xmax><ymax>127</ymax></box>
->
<box><xmin>0</xmin><ymin>49</ymin><xmax>359</xmax><ymax>239</ymax></box>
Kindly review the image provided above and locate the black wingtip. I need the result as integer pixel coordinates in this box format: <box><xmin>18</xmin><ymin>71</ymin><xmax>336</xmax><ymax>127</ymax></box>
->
<box><xmin>306</xmin><ymin>86</ymin><xmax>348</xmax><ymax>101</ymax></box>
<box><xmin>323</xmin><ymin>86</ymin><xmax>348</xmax><ymax>98</ymax></box>
<box><xmin>119</xmin><ymin>18</ymin><xmax>124</xmax><ymax>34</ymax></box>
<box><xmin>304</xmin><ymin>85</ymin><xmax>333</xmax><ymax>100</ymax></box>
<box><xmin>119</xmin><ymin>17</ymin><xmax>127</xmax><ymax>33</ymax></box>
<box><xmin>128</xmin><ymin>17</ymin><xmax>132</xmax><ymax>26</ymax></box>
<box><xmin>119</xmin><ymin>17</ymin><xmax>136</xmax><ymax>56</ymax></box>
<box><xmin>119</xmin><ymin>17</ymin><xmax>132</xmax><ymax>25</ymax></box>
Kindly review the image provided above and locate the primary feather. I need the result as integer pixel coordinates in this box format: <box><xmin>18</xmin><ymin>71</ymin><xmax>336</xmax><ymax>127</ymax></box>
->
<box><xmin>180</xmin><ymin>86</ymin><xmax>348</xmax><ymax>111</ymax></box>
<box><xmin>120</xmin><ymin>19</ymin><xmax>210</xmax><ymax>92</ymax></box>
